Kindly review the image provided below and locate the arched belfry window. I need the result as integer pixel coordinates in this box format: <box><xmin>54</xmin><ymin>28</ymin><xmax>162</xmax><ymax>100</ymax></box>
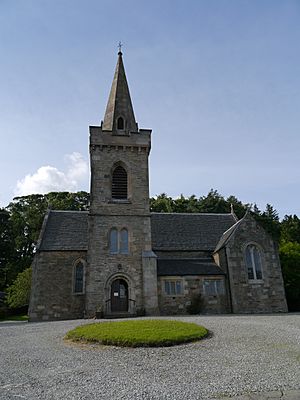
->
<box><xmin>112</xmin><ymin>166</ymin><xmax>127</xmax><ymax>200</ymax></box>
<box><xmin>117</xmin><ymin>116</ymin><xmax>124</xmax><ymax>130</ymax></box>
<box><xmin>245</xmin><ymin>244</ymin><xmax>263</xmax><ymax>280</ymax></box>
<box><xmin>74</xmin><ymin>260</ymin><xmax>84</xmax><ymax>293</ymax></box>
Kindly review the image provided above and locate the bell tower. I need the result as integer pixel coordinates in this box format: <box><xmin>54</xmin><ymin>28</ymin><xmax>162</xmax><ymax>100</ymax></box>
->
<box><xmin>85</xmin><ymin>50</ymin><xmax>158</xmax><ymax>317</ymax></box>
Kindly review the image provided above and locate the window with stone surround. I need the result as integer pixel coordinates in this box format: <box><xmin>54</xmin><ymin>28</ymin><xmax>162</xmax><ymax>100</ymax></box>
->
<box><xmin>203</xmin><ymin>280</ymin><xmax>225</xmax><ymax>296</ymax></box>
<box><xmin>120</xmin><ymin>228</ymin><xmax>129</xmax><ymax>254</ymax></box>
<box><xmin>112</xmin><ymin>166</ymin><xmax>127</xmax><ymax>200</ymax></box>
<box><xmin>117</xmin><ymin>116</ymin><xmax>124</xmax><ymax>130</ymax></box>
<box><xmin>164</xmin><ymin>280</ymin><xmax>182</xmax><ymax>296</ymax></box>
<box><xmin>109</xmin><ymin>228</ymin><xmax>118</xmax><ymax>254</ymax></box>
<box><xmin>74</xmin><ymin>260</ymin><xmax>85</xmax><ymax>294</ymax></box>
<box><xmin>109</xmin><ymin>228</ymin><xmax>129</xmax><ymax>255</ymax></box>
<box><xmin>245</xmin><ymin>244</ymin><xmax>263</xmax><ymax>281</ymax></box>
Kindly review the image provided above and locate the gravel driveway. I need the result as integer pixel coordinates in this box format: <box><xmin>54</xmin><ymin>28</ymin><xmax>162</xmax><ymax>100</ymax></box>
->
<box><xmin>0</xmin><ymin>314</ymin><xmax>299</xmax><ymax>399</ymax></box>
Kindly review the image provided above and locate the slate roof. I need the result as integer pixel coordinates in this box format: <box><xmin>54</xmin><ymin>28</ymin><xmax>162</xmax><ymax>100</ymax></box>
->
<box><xmin>214</xmin><ymin>219</ymin><xmax>243</xmax><ymax>253</ymax></box>
<box><xmin>38</xmin><ymin>211</ymin><xmax>237</xmax><ymax>252</ymax></box>
<box><xmin>151</xmin><ymin>213</ymin><xmax>236</xmax><ymax>251</ymax></box>
<box><xmin>38</xmin><ymin>210</ymin><xmax>88</xmax><ymax>251</ymax></box>
<box><xmin>157</xmin><ymin>258</ymin><xmax>225</xmax><ymax>276</ymax></box>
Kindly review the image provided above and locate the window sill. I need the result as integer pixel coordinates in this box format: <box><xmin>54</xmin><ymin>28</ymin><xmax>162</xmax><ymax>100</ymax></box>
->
<box><xmin>109</xmin><ymin>253</ymin><xmax>130</xmax><ymax>256</ymax></box>
<box><xmin>109</xmin><ymin>199</ymin><xmax>131</xmax><ymax>204</ymax></box>
<box><xmin>248</xmin><ymin>279</ymin><xmax>264</xmax><ymax>284</ymax></box>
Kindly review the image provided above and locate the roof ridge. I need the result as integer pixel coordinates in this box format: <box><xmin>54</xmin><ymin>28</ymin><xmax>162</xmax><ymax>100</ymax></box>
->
<box><xmin>49</xmin><ymin>210</ymin><xmax>88</xmax><ymax>214</ymax></box>
<box><xmin>151</xmin><ymin>212</ymin><xmax>233</xmax><ymax>216</ymax></box>
<box><xmin>158</xmin><ymin>257</ymin><xmax>214</xmax><ymax>261</ymax></box>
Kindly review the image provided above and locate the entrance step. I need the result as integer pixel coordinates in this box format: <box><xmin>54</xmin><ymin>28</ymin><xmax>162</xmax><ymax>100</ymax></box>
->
<box><xmin>103</xmin><ymin>312</ymin><xmax>137</xmax><ymax>319</ymax></box>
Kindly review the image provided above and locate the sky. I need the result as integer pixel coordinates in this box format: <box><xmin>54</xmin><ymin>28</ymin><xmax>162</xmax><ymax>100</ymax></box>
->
<box><xmin>0</xmin><ymin>0</ymin><xmax>299</xmax><ymax>218</ymax></box>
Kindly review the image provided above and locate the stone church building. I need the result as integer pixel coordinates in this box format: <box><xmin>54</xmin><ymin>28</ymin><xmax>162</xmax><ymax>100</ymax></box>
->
<box><xmin>29</xmin><ymin>51</ymin><xmax>287</xmax><ymax>321</ymax></box>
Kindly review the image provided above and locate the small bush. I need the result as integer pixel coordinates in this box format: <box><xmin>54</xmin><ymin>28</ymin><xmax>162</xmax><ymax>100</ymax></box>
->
<box><xmin>65</xmin><ymin>319</ymin><xmax>208</xmax><ymax>347</ymax></box>
<box><xmin>6</xmin><ymin>268</ymin><xmax>32</xmax><ymax>309</ymax></box>
<box><xmin>186</xmin><ymin>294</ymin><xmax>203</xmax><ymax>315</ymax></box>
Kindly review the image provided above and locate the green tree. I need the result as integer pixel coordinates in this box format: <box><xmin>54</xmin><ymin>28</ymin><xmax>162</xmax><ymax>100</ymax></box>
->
<box><xmin>281</xmin><ymin>215</ymin><xmax>300</xmax><ymax>243</ymax></box>
<box><xmin>150</xmin><ymin>193</ymin><xmax>174</xmax><ymax>212</ymax></box>
<box><xmin>198</xmin><ymin>189</ymin><xmax>228</xmax><ymax>213</ymax></box>
<box><xmin>173</xmin><ymin>195</ymin><xmax>200</xmax><ymax>213</ymax></box>
<box><xmin>279</xmin><ymin>242</ymin><xmax>300</xmax><ymax>311</ymax></box>
<box><xmin>1</xmin><ymin>191</ymin><xmax>90</xmax><ymax>290</ymax></box>
<box><xmin>251</xmin><ymin>203</ymin><xmax>281</xmax><ymax>241</ymax></box>
<box><xmin>45</xmin><ymin>191</ymin><xmax>90</xmax><ymax>211</ymax></box>
<box><xmin>6</xmin><ymin>267</ymin><xmax>32</xmax><ymax>309</ymax></box>
<box><xmin>0</xmin><ymin>208</ymin><xmax>14</xmax><ymax>290</ymax></box>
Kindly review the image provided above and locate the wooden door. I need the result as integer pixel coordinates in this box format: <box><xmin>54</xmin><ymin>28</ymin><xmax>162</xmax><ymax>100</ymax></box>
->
<box><xmin>111</xmin><ymin>279</ymin><xmax>128</xmax><ymax>312</ymax></box>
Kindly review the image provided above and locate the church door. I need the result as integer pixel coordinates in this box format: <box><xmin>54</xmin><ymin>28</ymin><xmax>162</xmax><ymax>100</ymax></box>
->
<box><xmin>111</xmin><ymin>279</ymin><xmax>128</xmax><ymax>312</ymax></box>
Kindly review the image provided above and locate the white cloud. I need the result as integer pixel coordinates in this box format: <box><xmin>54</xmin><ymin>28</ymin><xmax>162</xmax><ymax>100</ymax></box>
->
<box><xmin>14</xmin><ymin>152</ymin><xmax>88</xmax><ymax>196</ymax></box>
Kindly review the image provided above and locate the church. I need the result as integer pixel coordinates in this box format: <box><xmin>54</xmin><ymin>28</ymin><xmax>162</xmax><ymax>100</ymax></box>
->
<box><xmin>29</xmin><ymin>50</ymin><xmax>287</xmax><ymax>321</ymax></box>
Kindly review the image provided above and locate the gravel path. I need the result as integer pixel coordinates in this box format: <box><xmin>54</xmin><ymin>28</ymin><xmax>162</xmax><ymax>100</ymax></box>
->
<box><xmin>0</xmin><ymin>314</ymin><xmax>299</xmax><ymax>399</ymax></box>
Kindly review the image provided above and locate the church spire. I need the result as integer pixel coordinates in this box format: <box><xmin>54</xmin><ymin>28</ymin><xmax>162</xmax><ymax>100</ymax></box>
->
<box><xmin>102</xmin><ymin>48</ymin><xmax>138</xmax><ymax>133</ymax></box>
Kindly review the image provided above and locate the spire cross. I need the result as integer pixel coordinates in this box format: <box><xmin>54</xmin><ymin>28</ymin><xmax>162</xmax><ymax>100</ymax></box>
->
<box><xmin>118</xmin><ymin>41</ymin><xmax>123</xmax><ymax>54</ymax></box>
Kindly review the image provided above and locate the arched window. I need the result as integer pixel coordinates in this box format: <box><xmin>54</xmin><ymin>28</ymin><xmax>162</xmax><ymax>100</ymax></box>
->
<box><xmin>74</xmin><ymin>261</ymin><xmax>84</xmax><ymax>293</ymax></box>
<box><xmin>120</xmin><ymin>228</ymin><xmax>129</xmax><ymax>254</ymax></box>
<box><xmin>112</xmin><ymin>166</ymin><xmax>127</xmax><ymax>200</ymax></box>
<box><xmin>109</xmin><ymin>228</ymin><xmax>129</xmax><ymax>255</ymax></box>
<box><xmin>117</xmin><ymin>116</ymin><xmax>124</xmax><ymax>130</ymax></box>
<box><xmin>245</xmin><ymin>244</ymin><xmax>263</xmax><ymax>280</ymax></box>
<box><xmin>110</xmin><ymin>228</ymin><xmax>118</xmax><ymax>254</ymax></box>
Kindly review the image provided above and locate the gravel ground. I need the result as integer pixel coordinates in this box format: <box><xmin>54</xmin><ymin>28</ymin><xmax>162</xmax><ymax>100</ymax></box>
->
<box><xmin>0</xmin><ymin>314</ymin><xmax>299</xmax><ymax>400</ymax></box>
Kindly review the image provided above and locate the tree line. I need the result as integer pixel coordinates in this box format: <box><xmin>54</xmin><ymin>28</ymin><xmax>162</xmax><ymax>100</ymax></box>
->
<box><xmin>0</xmin><ymin>189</ymin><xmax>299</xmax><ymax>311</ymax></box>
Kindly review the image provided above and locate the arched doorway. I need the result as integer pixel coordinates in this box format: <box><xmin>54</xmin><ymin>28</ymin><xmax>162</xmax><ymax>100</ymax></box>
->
<box><xmin>111</xmin><ymin>279</ymin><xmax>128</xmax><ymax>312</ymax></box>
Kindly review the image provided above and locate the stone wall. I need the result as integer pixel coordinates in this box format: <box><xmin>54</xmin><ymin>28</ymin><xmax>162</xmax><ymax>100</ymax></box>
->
<box><xmin>29</xmin><ymin>250</ymin><xmax>87</xmax><ymax>321</ymax></box>
<box><xmin>223</xmin><ymin>214</ymin><xmax>288</xmax><ymax>313</ymax></box>
<box><xmin>85</xmin><ymin>215</ymin><xmax>152</xmax><ymax>317</ymax></box>
<box><xmin>158</xmin><ymin>275</ymin><xmax>230</xmax><ymax>315</ymax></box>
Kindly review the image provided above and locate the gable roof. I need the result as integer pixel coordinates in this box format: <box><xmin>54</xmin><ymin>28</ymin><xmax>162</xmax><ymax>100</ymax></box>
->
<box><xmin>214</xmin><ymin>219</ymin><xmax>243</xmax><ymax>253</ymax></box>
<box><xmin>157</xmin><ymin>258</ymin><xmax>225</xmax><ymax>276</ymax></box>
<box><xmin>151</xmin><ymin>213</ymin><xmax>236</xmax><ymax>251</ymax></box>
<box><xmin>38</xmin><ymin>210</ymin><xmax>88</xmax><ymax>251</ymax></box>
<box><xmin>213</xmin><ymin>211</ymin><xmax>252</xmax><ymax>253</ymax></box>
<box><xmin>38</xmin><ymin>211</ymin><xmax>237</xmax><ymax>252</ymax></box>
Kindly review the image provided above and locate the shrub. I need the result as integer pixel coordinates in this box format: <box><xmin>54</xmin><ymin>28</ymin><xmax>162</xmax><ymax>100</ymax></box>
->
<box><xmin>6</xmin><ymin>268</ymin><xmax>32</xmax><ymax>309</ymax></box>
<box><xmin>186</xmin><ymin>294</ymin><xmax>203</xmax><ymax>315</ymax></box>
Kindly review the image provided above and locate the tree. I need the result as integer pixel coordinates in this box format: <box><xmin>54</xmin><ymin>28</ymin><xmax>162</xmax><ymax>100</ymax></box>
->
<box><xmin>198</xmin><ymin>189</ymin><xmax>228</xmax><ymax>213</ymax></box>
<box><xmin>1</xmin><ymin>191</ymin><xmax>90</xmax><ymax>290</ymax></box>
<box><xmin>279</xmin><ymin>242</ymin><xmax>300</xmax><ymax>311</ymax></box>
<box><xmin>150</xmin><ymin>193</ymin><xmax>174</xmax><ymax>212</ymax></box>
<box><xmin>6</xmin><ymin>267</ymin><xmax>32</xmax><ymax>309</ymax></box>
<box><xmin>0</xmin><ymin>208</ymin><xmax>14</xmax><ymax>290</ymax></box>
<box><xmin>281</xmin><ymin>215</ymin><xmax>300</xmax><ymax>243</ymax></box>
<box><xmin>251</xmin><ymin>203</ymin><xmax>281</xmax><ymax>241</ymax></box>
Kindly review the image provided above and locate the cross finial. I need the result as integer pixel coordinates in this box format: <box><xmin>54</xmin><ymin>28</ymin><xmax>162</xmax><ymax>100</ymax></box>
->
<box><xmin>118</xmin><ymin>41</ymin><xmax>123</xmax><ymax>54</ymax></box>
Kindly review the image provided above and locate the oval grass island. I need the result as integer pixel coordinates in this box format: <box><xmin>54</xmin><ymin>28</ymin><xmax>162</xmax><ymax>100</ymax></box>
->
<box><xmin>65</xmin><ymin>319</ymin><xmax>208</xmax><ymax>348</ymax></box>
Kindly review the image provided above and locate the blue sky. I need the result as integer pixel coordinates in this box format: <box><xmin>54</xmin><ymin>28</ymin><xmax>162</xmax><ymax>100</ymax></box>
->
<box><xmin>0</xmin><ymin>0</ymin><xmax>299</xmax><ymax>218</ymax></box>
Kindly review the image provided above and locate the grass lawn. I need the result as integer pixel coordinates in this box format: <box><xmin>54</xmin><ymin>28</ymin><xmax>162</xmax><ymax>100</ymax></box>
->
<box><xmin>0</xmin><ymin>315</ymin><xmax>28</xmax><ymax>322</ymax></box>
<box><xmin>65</xmin><ymin>319</ymin><xmax>208</xmax><ymax>347</ymax></box>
